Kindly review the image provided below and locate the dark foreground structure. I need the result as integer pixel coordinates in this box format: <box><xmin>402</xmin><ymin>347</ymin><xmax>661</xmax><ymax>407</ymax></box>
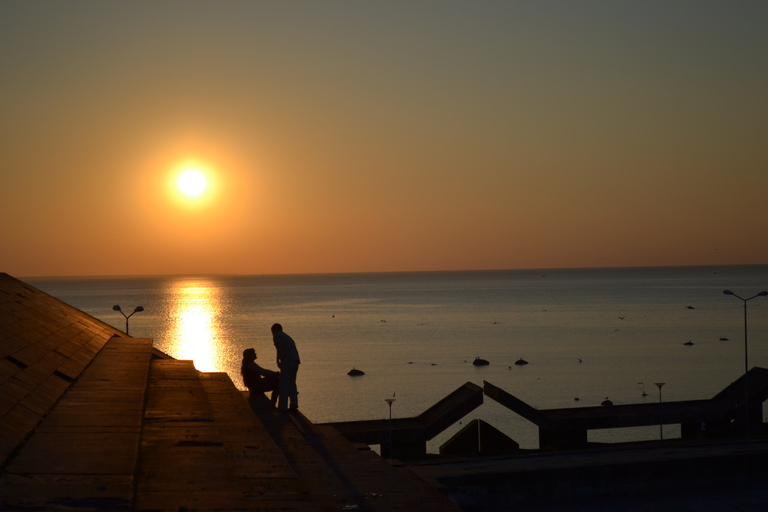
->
<box><xmin>2</xmin><ymin>272</ymin><xmax>768</xmax><ymax>511</ymax></box>
<box><xmin>0</xmin><ymin>273</ymin><xmax>459</xmax><ymax>511</ymax></box>
<box><xmin>483</xmin><ymin>370</ymin><xmax>768</xmax><ymax>450</ymax></box>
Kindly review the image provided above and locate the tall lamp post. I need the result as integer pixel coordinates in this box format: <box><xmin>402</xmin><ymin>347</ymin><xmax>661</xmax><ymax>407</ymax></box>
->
<box><xmin>385</xmin><ymin>396</ymin><xmax>396</xmax><ymax>458</ymax></box>
<box><xmin>113</xmin><ymin>305</ymin><xmax>144</xmax><ymax>335</ymax></box>
<box><xmin>655</xmin><ymin>383</ymin><xmax>665</xmax><ymax>440</ymax></box>
<box><xmin>723</xmin><ymin>289</ymin><xmax>768</xmax><ymax>436</ymax></box>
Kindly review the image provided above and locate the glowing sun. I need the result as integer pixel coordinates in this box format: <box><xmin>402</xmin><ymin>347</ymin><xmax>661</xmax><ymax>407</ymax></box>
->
<box><xmin>177</xmin><ymin>169</ymin><xmax>208</xmax><ymax>198</ymax></box>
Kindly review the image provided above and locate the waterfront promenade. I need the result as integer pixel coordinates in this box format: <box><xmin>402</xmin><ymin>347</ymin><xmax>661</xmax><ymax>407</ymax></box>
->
<box><xmin>3</xmin><ymin>271</ymin><xmax>768</xmax><ymax>511</ymax></box>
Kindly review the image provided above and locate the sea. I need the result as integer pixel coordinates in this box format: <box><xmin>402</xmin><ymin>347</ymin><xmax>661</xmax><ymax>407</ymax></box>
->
<box><xmin>26</xmin><ymin>265</ymin><xmax>768</xmax><ymax>452</ymax></box>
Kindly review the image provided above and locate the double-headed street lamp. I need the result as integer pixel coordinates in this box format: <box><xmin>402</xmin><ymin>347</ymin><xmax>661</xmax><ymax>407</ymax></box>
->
<box><xmin>723</xmin><ymin>289</ymin><xmax>768</xmax><ymax>435</ymax></box>
<box><xmin>113</xmin><ymin>304</ymin><xmax>144</xmax><ymax>335</ymax></box>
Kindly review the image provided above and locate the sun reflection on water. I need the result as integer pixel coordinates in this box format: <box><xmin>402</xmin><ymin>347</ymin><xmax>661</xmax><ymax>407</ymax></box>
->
<box><xmin>166</xmin><ymin>281</ymin><xmax>223</xmax><ymax>372</ymax></box>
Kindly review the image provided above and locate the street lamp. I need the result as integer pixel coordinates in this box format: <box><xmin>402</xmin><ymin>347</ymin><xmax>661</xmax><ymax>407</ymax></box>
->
<box><xmin>113</xmin><ymin>305</ymin><xmax>144</xmax><ymax>335</ymax></box>
<box><xmin>655</xmin><ymin>383</ymin><xmax>665</xmax><ymax>440</ymax></box>
<box><xmin>385</xmin><ymin>396</ymin><xmax>396</xmax><ymax>458</ymax></box>
<box><xmin>723</xmin><ymin>289</ymin><xmax>768</xmax><ymax>436</ymax></box>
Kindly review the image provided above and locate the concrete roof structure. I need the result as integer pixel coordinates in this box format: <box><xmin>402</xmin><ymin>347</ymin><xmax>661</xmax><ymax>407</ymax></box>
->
<box><xmin>485</xmin><ymin>370</ymin><xmax>768</xmax><ymax>450</ymax></box>
<box><xmin>0</xmin><ymin>273</ymin><xmax>460</xmax><ymax>511</ymax></box>
<box><xmin>325</xmin><ymin>381</ymin><xmax>484</xmax><ymax>459</ymax></box>
<box><xmin>0</xmin><ymin>272</ymin><xmax>127</xmax><ymax>466</ymax></box>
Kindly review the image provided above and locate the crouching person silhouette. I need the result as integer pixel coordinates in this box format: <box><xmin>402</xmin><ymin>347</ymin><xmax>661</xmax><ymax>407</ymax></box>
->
<box><xmin>241</xmin><ymin>348</ymin><xmax>280</xmax><ymax>407</ymax></box>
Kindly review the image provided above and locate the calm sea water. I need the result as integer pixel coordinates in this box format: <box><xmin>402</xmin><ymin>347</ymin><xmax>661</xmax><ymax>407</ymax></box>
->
<box><xmin>27</xmin><ymin>266</ymin><xmax>768</xmax><ymax>451</ymax></box>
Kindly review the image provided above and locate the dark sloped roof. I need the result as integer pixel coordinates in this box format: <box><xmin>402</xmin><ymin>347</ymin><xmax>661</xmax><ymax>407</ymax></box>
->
<box><xmin>0</xmin><ymin>274</ymin><xmax>463</xmax><ymax>511</ymax></box>
<box><xmin>0</xmin><ymin>272</ymin><xmax>125</xmax><ymax>465</ymax></box>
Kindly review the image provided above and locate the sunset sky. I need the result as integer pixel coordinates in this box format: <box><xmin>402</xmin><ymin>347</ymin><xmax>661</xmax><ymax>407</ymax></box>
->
<box><xmin>2</xmin><ymin>2</ymin><xmax>767</xmax><ymax>277</ymax></box>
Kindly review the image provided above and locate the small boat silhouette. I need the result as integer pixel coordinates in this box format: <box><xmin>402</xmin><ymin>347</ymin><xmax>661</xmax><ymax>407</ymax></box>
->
<box><xmin>472</xmin><ymin>357</ymin><xmax>489</xmax><ymax>366</ymax></box>
<box><xmin>347</xmin><ymin>368</ymin><xmax>365</xmax><ymax>376</ymax></box>
<box><xmin>514</xmin><ymin>358</ymin><xmax>529</xmax><ymax>366</ymax></box>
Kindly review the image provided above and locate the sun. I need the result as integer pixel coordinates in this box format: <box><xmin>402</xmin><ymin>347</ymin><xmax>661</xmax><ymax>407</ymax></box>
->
<box><xmin>177</xmin><ymin>169</ymin><xmax>208</xmax><ymax>198</ymax></box>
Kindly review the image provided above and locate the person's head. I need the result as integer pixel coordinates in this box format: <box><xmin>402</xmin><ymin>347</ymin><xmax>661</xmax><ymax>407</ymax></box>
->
<box><xmin>271</xmin><ymin>323</ymin><xmax>282</xmax><ymax>334</ymax></box>
<box><xmin>242</xmin><ymin>348</ymin><xmax>256</xmax><ymax>361</ymax></box>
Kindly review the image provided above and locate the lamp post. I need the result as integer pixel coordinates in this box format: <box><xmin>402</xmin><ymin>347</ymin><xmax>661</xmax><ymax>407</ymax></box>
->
<box><xmin>113</xmin><ymin>305</ymin><xmax>144</xmax><ymax>335</ymax></box>
<box><xmin>385</xmin><ymin>397</ymin><xmax>396</xmax><ymax>458</ymax></box>
<box><xmin>723</xmin><ymin>289</ymin><xmax>768</xmax><ymax>436</ymax></box>
<box><xmin>655</xmin><ymin>383</ymin><xmax>665</xmax><ymax>440</ymax></box>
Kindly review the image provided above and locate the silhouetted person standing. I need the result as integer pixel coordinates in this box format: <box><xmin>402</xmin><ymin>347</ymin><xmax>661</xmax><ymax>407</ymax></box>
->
<box><xmin>271</xmin><ymin>323</ymin><xmax>300</xmax><ymax>411</ymax></box>
<box><xmin>240</xmin><ymin>348</ymin><xmax>279</xmax><ymax>406</ymax></box>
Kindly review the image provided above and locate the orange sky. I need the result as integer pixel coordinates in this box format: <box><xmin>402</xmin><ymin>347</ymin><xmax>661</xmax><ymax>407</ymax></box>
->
<box><xmin>2</xmin><ymin>2</ymin><xmax>767</xmax><ymax>277</ymax></box>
